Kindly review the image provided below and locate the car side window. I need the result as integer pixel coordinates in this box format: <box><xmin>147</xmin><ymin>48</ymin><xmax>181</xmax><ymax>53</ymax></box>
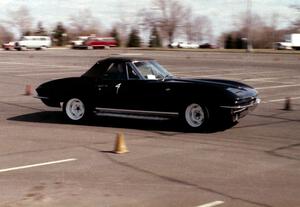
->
<box><xmin>126</xmin><ymin>63</ymin><xmax>140</xmax><ymax>80</ymax></box>
<box><xmin>103</xmin><ymin>63</ymin><xmax>126</xmax><ymax>80</ymax></box>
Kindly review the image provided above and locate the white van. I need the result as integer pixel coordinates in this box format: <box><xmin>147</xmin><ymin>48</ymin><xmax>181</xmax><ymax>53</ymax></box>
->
<box><xmin>15</xmin><ymin>36</ymin><xmax>51</xmax><ymax>50</ymax></box>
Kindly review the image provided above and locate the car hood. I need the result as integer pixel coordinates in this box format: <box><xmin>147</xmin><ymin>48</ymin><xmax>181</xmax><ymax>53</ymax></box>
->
<box><xmin>168</xmin><ymin>77</ymin><xmax>258</xmax><ymax>99</ymax></box>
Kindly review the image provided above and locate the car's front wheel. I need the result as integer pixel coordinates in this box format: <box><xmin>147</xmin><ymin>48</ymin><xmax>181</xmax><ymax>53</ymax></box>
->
<box><xmin>63</xmin><ymin>98</ymin><xmax>91</xmax><ymax>122</ymax></box>
<box><xmin>181</xmin><ymin>103</ymin><xmax>209</xmax><ymax>130</ymax></box>
<box><xmin>20</xmin><ymin>46</ymin><xmax>27</xmax><ymax>51</ymax></box>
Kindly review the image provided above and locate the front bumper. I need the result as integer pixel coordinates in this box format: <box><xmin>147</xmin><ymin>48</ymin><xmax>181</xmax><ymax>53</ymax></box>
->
<box><xmin>72</xmin><ymin>45</ymin><xmax>88</xmax><ymax>49</ymax></box>
<box><xmin>35</xmin><ymin>96</ymin><xmax>49</xmax><ymax>100</ymax></box>
<box><xmin>220</xmin><ymin>98</ymin><xmax>260</xmax><ymax>110</ymax></box>
<box><xmin>220</xmin><ymin>98</ymin><xmax>260</xmax><ymax>121</ymax></box>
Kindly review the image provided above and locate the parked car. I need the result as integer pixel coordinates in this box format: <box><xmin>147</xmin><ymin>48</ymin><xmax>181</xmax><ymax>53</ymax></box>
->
<box><xmin>70</xmin><ymin>36</ymin><xmax>90</xmax><ymax>49</ymax></box>
<box><xmin>275</xmin><ymin>33</ymin><xmax>300</xmax><ymax>50</ymax></box>
<box><xmin>274</xmin><ymin>42</ymin><xmax>293</xmax><ymax>50</ymax></box>
<box><xmin>2</xmin><ymin>41</ymin><xmax>15</xmax><ymax>50</ymax></box>
<box><xmin>36</xmin><ymin>57</ymin><xmax>260</xmax><ymax>130</ymax></box>
<box><xmin>199</xmin><ymin>43</ymin><xmax>217</xmax><ymax>49</ymax></box>
<box><xmin>71</xmin><ymin>36</ymin><xmax>117</xmax><ymax>49</ymax></box>
<box><xmin>169</xmin><ymin>42</ymin><xmax>199</xmax><ymax>49</ymax></box>
<box><xmin>178</xmin><ymin>42</ymin><xmax>199</xmax><ymax>49</ymax></box>
<box><xmin>168</xmin><ymin>42</ymin><xmax>182</xmax><ymax>48</ymax></box>
<box><xmin>14</xmin><ymin>36</ymin><xmax>51</xmax><ymax>50</ymax></box>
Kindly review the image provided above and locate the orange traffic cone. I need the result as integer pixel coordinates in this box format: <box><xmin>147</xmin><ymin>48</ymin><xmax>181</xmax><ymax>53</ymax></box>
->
<box><xmin>25</xmin><ymin>84</ymin><xmax>32</xmax><ymax>96</ymax></box>
<box><xmin>114</xmin><ymin>133</ymin><xmax>129</xmax><ymax>154</ymax></box>
<box><xmin>284</xmin><ymin>97</ymin><xmax>291</xmax><ymax>111</ymax></box>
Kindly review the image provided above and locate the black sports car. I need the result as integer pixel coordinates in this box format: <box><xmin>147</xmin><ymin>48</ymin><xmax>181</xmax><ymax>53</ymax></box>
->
<box><xmin>36</xmin><ymin>57</ymin><xmax>260</xmax><ymax>130</ymax></box>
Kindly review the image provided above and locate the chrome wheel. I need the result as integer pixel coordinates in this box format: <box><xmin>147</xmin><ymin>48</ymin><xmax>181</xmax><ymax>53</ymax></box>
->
<box><xmin>65</xmin><ymin>98</ymin><xmax>85</xmax><ymax>121</ymax></box>
<box><xmin>184</xmin><ymin>103</ymin><xmax>206</xmax><ymax>128</ymax></box>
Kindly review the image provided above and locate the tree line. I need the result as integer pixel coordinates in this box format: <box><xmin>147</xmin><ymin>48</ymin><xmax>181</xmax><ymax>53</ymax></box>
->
<box><xmin>0</xmin><ymin>0</ymin><xmax>300</xmax><ymax>48</ymax></box>
<box><xmin>221</xmin><ymin>11</ymin><xmax>300</xmax><ymax>49</ymax></box>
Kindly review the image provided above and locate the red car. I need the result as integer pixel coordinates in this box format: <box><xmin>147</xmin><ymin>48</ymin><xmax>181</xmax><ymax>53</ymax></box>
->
<box><xmin>2</xmin><ymin>41</ymin><xmax>15</xmax><ymax>50</ymax></box>
<box><xmin>75</xmin><ymin>37</ymin><xmax>117</xmax><ymax>49</ymax></box>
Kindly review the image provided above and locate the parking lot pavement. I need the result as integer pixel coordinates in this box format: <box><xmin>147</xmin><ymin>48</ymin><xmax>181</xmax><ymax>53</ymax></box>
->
<box><xmin>0</xmin><ymin>49</ymin><xmax>299</xmax><ymax>207</ymax></box>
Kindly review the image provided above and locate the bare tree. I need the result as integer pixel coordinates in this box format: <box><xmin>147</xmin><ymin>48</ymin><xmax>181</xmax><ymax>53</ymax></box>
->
<box><xmin>68</xmin><ymin>9</ymin><xmax>103</xmax><ymax>37</ymax></box>
<box><xmin>141</xmin><ymin>0</ymin><xmax>189</xmax><ymax>44</ymax></box>
<box><xmin>184</xmin><ymin>13</ymin><xmax>212</xmax><ymax>43</ymax></box>
<box><xmin>0</xmin><ymin>25</ymin><xmax>14</xmax><ymax>44</ymax></box>
<box><xmin>289</xmin><ymin>5</ymin><xmax>300</xmax><ymax>31</ymax></box>
<box><xmin>112</xmin><ymin>21</ymin><xmax>130</xmax><ymax>47</ymax></box>
<box><xmin>223</xmin><ymin>12</ymin><xmax>285</xmax><ymax>49</ymax></box>
<box><xmin>183</xmin><ymin>7</ymin><xmax>194</xmax><ymax>42</ymax></box>
<box><xmin>6</xmin><ymin>6</ymin><xmax>33</xmax><ymax>36</ymax></box>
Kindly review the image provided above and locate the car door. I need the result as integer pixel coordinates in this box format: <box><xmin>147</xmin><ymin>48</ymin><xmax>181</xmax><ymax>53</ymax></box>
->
<box><xmin>96</xmin><ymin>61</ymin><xmax>176</xmax><ymax>113</ymax></box>
<box><xmin>119</xmin><ymin>62</ymin><xmax>176</xmax><ymax>112</ymax></box>
<box><xmin>132</xmin><ymin>80</ymin><xmax>175</xmax><ymax>112</ymax></box>
<box><xmin>96</xmin><ymin>62</ymin><xmax>127</xmax><ymax>109</ymax></box>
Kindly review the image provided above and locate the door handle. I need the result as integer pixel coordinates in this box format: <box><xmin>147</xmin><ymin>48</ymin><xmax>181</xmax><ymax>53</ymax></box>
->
<box><xmin>98</xmin><ymin>84</ymin><xmax>108</xmax><ymax>91</ymax></box>
<box><xmin>98</xmin><ymin>84</ymin><xmax>108</xmax><ymax>88</ymax></box>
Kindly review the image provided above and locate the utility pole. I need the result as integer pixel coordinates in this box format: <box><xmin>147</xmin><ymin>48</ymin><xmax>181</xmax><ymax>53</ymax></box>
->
<box><xmin>246</xmin><ymin>0</ymin><xmax>253</xmax><ymax>52</ymax></box>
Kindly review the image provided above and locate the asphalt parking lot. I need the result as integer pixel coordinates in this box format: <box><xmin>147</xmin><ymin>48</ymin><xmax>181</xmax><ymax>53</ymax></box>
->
<box><xmin>0</xmin><ymin>48</ymin><xmax>299</xmax><ymax>207</ymax></box>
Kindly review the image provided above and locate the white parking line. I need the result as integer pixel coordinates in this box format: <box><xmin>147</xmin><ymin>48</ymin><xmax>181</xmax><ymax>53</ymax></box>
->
<box><xmin>243</xmin><ymin>77</ymin><xmax>278</xmax><ymax>82</ymax></box>
<box><xmin>196</xmin><ymin>201</ymin><xmax>224</xmax><ymax>207</ymax></box>
<box><xmin>0</xmin><ymin>61</ymin><xmax>83</xmax><ymax>69</ymax></box>
<box><xmin>183</xmin><ymin>70</ymin><xmax>294</xmax><ymax>78</ymax></box>
<box><xmin>0</xmin><ymin>158</ymin><xmax>77</xmax><ymax>173</ymax></box>
<box><xmin>173</xmin><ymin>69</ymin><xmax>221</xmax><ymax>74</ymax></box>
<box><xmin>17</xmin><ymin>71</ymin><xmax>82</xmax><ymax>76</ymax></box>
<box><xmin>256</xmin><ymin>84</ymin><xmax>300</xmax><ymax>90</ymax></box>
<box><xmin>115</xmin><ymin>53</ymin><xmax>143</xmax><ymax>56</ymax></box>
<box><xmin>262</xmin><ymin>96</ymin><xmax>300</xmax><ymax>103</ymax></box>
<box><xmin>0</xmin><ymin>68</ymin><xmax>85</xmax><ymax>73</ymax></box>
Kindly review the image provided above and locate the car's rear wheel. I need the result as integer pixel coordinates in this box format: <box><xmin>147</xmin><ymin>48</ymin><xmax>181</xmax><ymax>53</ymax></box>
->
<box><xmin>181</xmin><ymin>103</ymin><xmax>209</xmax><ymax>130</ymax></box>
<box><xmin>63</xmin><ymin>98</ymin><xmax>91</xmax><ymax>122</ymax></box>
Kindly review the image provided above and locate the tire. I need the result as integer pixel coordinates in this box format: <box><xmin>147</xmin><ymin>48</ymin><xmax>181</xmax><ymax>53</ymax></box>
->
<box><xmin>20</xmin><ymin>46</ymin><xmax>27</xmax><ymax>51</ymax></box>
<box><xmin>63</xmin><ymin>98</ymin><xmax>92</xmax><ymax>123</ymax></box>
<box><xmin>181</xmin><ymin>102</ymin><xmax>209</xmax><ymax>131</ymax></box>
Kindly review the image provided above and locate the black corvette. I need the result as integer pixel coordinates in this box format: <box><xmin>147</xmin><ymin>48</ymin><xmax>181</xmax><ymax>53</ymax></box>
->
<box><xmin>36</xmin><ymin>57</ymin><xmax>260</xmax><ymax>130</ymax></box>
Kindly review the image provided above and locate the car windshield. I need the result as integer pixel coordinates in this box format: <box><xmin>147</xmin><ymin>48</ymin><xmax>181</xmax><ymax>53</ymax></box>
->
<box><xmin>133</xmin><ymin>60</ymin><xmax>173</xmax><ymax>80</ymax></box>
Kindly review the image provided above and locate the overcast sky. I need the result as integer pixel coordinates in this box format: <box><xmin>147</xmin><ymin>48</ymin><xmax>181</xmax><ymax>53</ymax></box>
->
<box><xmin>0</xmin><ymin>0</ymin><xmax>299</xmax><ymax>40</ymax></box>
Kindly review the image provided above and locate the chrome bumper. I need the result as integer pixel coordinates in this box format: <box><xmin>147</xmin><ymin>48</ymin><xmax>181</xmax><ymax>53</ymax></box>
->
<box><xmin>220</xmin><ymin>98</ymin><xmax>260</xmax><ymax>111</ymax></box>
<box><xmin>34</xmin><ymin>96</ymin><xmax>49</xmax><ymax>100</ymax></box>
<box><xmin>220</xmin><ymin>98</ymin><xmax>260</xmax><ymax>121</ymax></box>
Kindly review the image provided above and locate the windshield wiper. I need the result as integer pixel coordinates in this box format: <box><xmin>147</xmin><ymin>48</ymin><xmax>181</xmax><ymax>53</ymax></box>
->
<box><xmin>162</xmin><ymin>74</ymin><xmax>173</xmax><ymax>81</ymax></box>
